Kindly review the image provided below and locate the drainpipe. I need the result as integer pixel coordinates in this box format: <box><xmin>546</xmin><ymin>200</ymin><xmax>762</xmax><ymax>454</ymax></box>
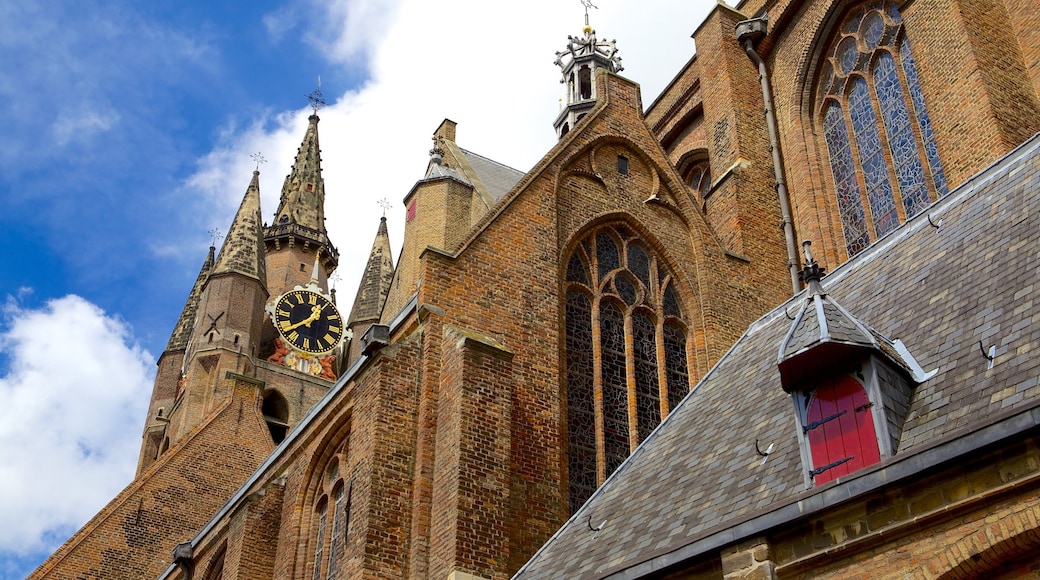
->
<box><xmin>736</xmin><ymin>15</ymin><xmax>801</xmax><ymax>294</ymax></box>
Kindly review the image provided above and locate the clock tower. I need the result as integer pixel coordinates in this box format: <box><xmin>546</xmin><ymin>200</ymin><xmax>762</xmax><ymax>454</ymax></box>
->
<box><xmin>135</xmin><ymin>110</ymin><xmax>342</xmax><ymax>477</ymax></box>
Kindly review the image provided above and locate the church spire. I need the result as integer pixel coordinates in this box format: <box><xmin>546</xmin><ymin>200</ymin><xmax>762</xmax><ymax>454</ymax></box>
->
<box><xmin>345</xmin><ymin>216</ymin><xmax>395</xmax><ymax>363</ymax></box>
<box><xmin>264</xmin><ymin>108</ymin><xmax>339</xmax><ymax>283</ymax></box>
<box><xmin>165</xmin><ymin>245</ymin><xmax>215</xmax><ymax>351</ymax></box>
<box><xmin>552</xmin><ymin>4</ymin><xmax>624</xmax><ymax>139</ymax></box>
<box><xmin>270</xmin><ymin>114</ymin><xmax>328</xmax><ymax>238</ymax></box>
<box><xmin>212</xmin><ymin>170</ymin><xmax>268</xmax><ymax>285</ymax></box>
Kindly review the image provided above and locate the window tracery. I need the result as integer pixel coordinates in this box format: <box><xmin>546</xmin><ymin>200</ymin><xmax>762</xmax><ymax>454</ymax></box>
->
<box><xmin>564</xmin><ymin>224</ymin><xmax>691</xmax><ymax>513</ymax></box>
<box><xmin>818</xmin><ymin>1</ymin><xmax>948</xmax><ymax>256</ymax></box>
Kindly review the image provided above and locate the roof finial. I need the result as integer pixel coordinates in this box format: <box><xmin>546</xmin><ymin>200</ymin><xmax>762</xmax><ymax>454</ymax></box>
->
<box><xmin>378</xmin><ymin>198</ymin><xmax>391</xmax><ymax>218</ymax></box>
<box><xmin>306</xmin><ymin>76</ymin><xmax>326</xmax><ymax>115</ymax></box>
<box><xmin>209</xmin><ymin>228</ymin><xmax>223</xmax><ymax>248</ymax></box>
<box><xmin>798</xmin><ymin>240</ymin><xmax>826</xmax><ymax>295</ymax></box>
<box><xmin>581</xmin><ymin>0</ymin><xmax>597</xmax><ymax>29</ymax></box>
<box><xmin>250</xmin><ymin>152</ymin><xmax>267</xmax><ymax>171</ymax></box>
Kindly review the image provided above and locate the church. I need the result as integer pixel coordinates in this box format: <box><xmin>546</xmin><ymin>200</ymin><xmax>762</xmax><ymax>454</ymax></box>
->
<box><xmin>30</xmin><ymin>0</ymin><xmax>1040</xmax><ymax>576</ymax></box>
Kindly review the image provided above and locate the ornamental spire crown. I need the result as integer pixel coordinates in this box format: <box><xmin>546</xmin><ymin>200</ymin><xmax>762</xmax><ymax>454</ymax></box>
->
<box><xmin>552</xmin><ymin>7</ymin><xmax>623</xmax><ymax>139</ymax></box>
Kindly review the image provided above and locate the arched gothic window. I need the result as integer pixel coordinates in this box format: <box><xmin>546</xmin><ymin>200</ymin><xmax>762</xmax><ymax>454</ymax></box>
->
<box><xmin>309</xmin><ymin>452</ymin><xmax>351</xmax><ymax>579</ymax></box>
<box><xmin>687</xmin><ymin>160</ymin><xmax>711</xmax><ymax>199</ymax></box>
<box><xmin>818</xmin><ymin>1</ymin><xmax>948</xmax><ymax>256</ymax></box>
<box><xmin>564</xmin><ymin>224</ymin><xmax>691</xmax><ymax>513</ymax></box>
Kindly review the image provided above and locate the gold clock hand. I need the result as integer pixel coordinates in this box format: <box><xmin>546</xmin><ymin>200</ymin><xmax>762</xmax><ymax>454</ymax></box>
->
<box><xmin>284</xmin><ymin>310</ymin><xmax>320</xmax><ymax>332</ymax></box>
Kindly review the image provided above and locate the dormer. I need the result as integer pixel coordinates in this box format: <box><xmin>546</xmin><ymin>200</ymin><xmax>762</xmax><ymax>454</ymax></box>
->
<box><xmin>778</xmin><ymin>242</ymin><xmax>936</xmax><ymax>485</ymax></box>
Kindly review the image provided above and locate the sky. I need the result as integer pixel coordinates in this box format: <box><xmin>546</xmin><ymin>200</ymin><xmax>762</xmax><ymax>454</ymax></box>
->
<box><xmin>0</xmin><ymin>0</ymin><xmax>716</xmax><ymax>576</ymax></box>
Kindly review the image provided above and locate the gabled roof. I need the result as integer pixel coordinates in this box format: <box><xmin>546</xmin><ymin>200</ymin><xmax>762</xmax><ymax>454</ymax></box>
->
<box><xmin>516</xmin><ymin>133</ymin><xmax>1040</xmax><ymax>578</ymax></box>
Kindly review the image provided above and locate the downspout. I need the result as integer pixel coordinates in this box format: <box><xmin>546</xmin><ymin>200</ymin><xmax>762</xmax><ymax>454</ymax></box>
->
<box><xmin>736</xmin><ymin>15</ymin><xmax>801</xmax><ymax>294</ymax></box>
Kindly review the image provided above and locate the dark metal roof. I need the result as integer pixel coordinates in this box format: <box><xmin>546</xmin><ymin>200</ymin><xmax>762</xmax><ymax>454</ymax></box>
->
<box><xmin>516</xmin><ymin>132</ymin><xmax>1040</xmax><ymax>579</ymax></box>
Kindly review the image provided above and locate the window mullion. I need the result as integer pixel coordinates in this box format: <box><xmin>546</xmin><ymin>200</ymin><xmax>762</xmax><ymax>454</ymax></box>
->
<box><xmin>591</xmin><ymin>295</ymin><xmax>606</xmax><ymax>484</ymax></box>
<box><xmin>624</xmin><ymin>311</ymin><xmax>638</xmax><ymax>451</ymax></box>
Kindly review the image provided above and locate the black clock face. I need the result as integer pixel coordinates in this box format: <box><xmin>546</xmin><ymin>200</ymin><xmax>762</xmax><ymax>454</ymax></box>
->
<box><xmin>273</xmin><ymin>290</ymin><xmax>344</xmax><ymax>354</ymax></box>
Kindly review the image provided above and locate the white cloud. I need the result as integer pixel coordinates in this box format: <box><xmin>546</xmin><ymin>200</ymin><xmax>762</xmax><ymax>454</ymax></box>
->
<box><xmin>189</xmin><ymin>0</ymin><xmax>715</xmax><ymax>304</ymax></box>
<box><xmin>51</xmin><ymin>106</ymin><xmax>120</xmax><ymax>147</ymax></box>
<box><xmin>0</xmin><ymin>295</ymin><xmax>153</xmax><ymax>555</ymax></box>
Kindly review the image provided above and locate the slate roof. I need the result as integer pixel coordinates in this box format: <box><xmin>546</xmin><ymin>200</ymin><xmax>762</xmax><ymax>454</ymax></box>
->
<box><xmin>458</xmin><ymin>147</ymin><xmax>524</xmax><ymax>201</ymax></box>
<box><xmin>516</xmin><ymin>133</ymin><xmax>1040</xmax><ymax>578</ymax></box>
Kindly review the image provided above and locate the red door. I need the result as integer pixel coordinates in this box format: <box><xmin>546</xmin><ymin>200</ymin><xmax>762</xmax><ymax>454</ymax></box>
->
<box><xmin>805</xmin><ymin>375</ymin><xmax>881</xmax><ymax>485</ymax></box>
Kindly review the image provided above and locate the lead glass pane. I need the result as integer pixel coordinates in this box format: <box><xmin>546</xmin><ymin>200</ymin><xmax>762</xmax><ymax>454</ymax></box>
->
<box><xmin>824</xmin><ymin>102</ymin><xmax>871</xmax><ymax>254</ymax></box>
<box><xmin>849</xmin><ymin>77</ymin><xmax>899</xmax><ymax>237</ymax></box>
<box><xmin>565</xmin><ymin>291</ymin><xmax>597</xmax><ymax>513</ymax></box>
<box><xmin>566</xmin><ymin>252</ymin><xmax>588</xmax><ymax>284</ymax></box>
<box><xmin>614</xmin><ymin>274</ymin><xmax>637</xmax><ymax>305</ymax></box>
<box><xmin>600</xmin><ymin>301</ymin><xmax>630</xmax><ymax>477</ymax></box>
<box><xmin>596</xmin><ymin>233</ymin><xmax>620</xmax><ymax>281</ymax></box>
<box><xmin>312</xmin><ymin>500</ymin><xmax>328</xmax><ymax>580</ymax></box>
<box><xmin>874</xmin><ymin>53</ymin><xmax>930</xmax><ymax>218</ymax></box>
<box><xmin>326</xmin><ymin>486</ymin><xmax>345</xmax><ymax>579</ymax></box>
<box><xmin>900</xmin><ymin>37</ymin><xmax>948</xmax><ymax>196</ymax></box>
<box><xmin>664</xmin><ymin>322</ymin><xmax>689</xmax><ymax>414</ymax></box>
<box><xmin>627</xmin><ymin>243</ymin><xmax>651</xmax><ymax>289</ymax></box>
<box><xmin>633</xmin><ymin>312</ymin><xmax>661</xmax><ymax>442</ymax></box>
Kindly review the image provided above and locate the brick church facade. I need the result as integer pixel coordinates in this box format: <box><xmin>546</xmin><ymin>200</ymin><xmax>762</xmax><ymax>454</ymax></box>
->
<box><xmin>31</xmin><ymin>0</ymin><xmax>1040</xmax><ymax>576</ymax></box>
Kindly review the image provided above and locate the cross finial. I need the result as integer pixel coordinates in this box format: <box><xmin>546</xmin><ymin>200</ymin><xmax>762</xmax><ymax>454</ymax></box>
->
<box><xmin>209</xmin><ymin>228</ymin><xmax>223</xmax><ymax>247</ymax></box>
<box><xmin>378</xmin><ymin>198</ymin><xmax>391</xmax><ymax>217</ymax></box>
<box><xmin>250</xmin><ymin>152</ymin><xmax>267</xmax><ymax>170</ymax></box>
<box><xmin>306</xmin><ymin>76</ymin><xmax>326</xmax><ymax>114</ymax></box>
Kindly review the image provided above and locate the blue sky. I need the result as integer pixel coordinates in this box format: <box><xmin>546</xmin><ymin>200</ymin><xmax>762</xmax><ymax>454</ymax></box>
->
<box><xmin>0</xmin><ymin>0</ymin><xmax>713</xmax><ymax>576</ymax></box>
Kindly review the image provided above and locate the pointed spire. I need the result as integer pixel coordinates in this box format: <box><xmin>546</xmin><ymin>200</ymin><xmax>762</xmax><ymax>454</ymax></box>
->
<box><xmin>212</xmin><ymin>171</ymin><xmax>268</xmax><ymax>285</ymax></box>
<box><xmin>271</xmin><ymin>114</ymin><xmax>327</xmax><ymax>235</ymax></box>
<box><xmin>165</xmin><ymin>246</ymin><xmax>215</xmax><ymax>351</ymax></box>
<box><xmin>347</xmin><ymin>217</ymin><xmax>395</xmax><ymax>325</ymax></box>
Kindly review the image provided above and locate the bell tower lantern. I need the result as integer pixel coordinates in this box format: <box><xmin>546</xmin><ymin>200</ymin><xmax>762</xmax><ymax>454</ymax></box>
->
<box><xmin>553</xmin><ymin>6</ymin><xmax>624</xmax><ymax>139</ymax></box>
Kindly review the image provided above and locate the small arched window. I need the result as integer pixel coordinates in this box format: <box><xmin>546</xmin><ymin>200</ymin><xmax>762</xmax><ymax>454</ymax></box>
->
<box><xmin>564</xmin><ymin>224</ymin><xmax>691</xmax><ymax>513</ymax></box>
<box><xmin>818</xmin><ymin>1</ymin><xmax>948</xmax><ymax>256</ymax></box>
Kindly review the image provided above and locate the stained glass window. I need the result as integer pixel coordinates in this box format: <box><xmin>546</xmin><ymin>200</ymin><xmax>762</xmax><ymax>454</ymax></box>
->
<box><xmin>563</xmin><ymin>224</ymin><xmax>691</xmax><ymax>514</ymax></box>
<box><xmin>565</xmin><ymin>291</ymin><xmax>597</xmax><ymax>513</ymax></box>
<box><xmin>819</xmin><ymin>0</ymin><xmax>948</xmax><ymax>256</ymax></box>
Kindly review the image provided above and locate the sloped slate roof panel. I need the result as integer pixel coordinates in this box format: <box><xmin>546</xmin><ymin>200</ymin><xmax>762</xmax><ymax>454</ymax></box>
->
<box><xmin>459</xmin><ymin>147</ymin><xmax>524</xmax><ymax>201</ymax></box>
<box><xmin>516</xmin><ymin>133</ymin><xmax>1040</xmax><ymax>578</ymax></box>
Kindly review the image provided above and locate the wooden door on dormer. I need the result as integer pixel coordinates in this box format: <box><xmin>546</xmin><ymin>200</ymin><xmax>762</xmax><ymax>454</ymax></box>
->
<box><xmin>805</xmin><ymin>375</ymin><xmax>881</xmax><ymax>485</ymax></box>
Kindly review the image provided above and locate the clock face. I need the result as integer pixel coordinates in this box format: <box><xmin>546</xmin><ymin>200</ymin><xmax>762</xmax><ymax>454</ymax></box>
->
<box><xmin>273</xmin><ymin>290</ymin><xmax>344</xmax><ymax>354</ymax></box>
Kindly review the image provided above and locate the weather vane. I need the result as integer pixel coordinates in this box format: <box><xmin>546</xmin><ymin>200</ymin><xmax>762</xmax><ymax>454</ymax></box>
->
<box><xmin>378</xmin><ymin>198</ymin><xmax>391</xmax><ymax>217</ymax></box>
<box><xmin>306</xmin><ymin>75</ymin><xmax>326</xmax><ymax>114</ymax></box>
<box><xmin>251</xmin><ymin>152</ymin><xmax>267</xmax><ymax>170</ymax></box>
<box><xmin>208</xmin><ymin>228</ymin><xmax>223</xmax><ymax>247</ymax></box>
<box><xmin>582</xmin><ymin>0</ymin><xmax>598</xmax><ymax>25</ymax></box>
